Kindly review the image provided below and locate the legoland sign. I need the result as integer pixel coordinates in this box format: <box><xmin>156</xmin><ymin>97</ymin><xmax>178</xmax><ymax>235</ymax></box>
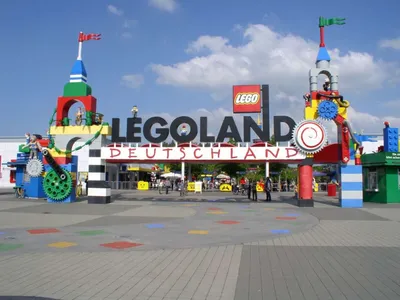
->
<box><xmin>102</xmin><ymin>145</ymin><xmax>305</xmax><ymax>162</ymax></box>
<box><xmin>111</xmin><ymin>84</ymin><xmax>297</xmax><ymax>144</ymax></box>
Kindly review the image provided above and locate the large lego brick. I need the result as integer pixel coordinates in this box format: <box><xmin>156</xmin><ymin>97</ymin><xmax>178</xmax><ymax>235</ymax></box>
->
<box><xmin>384</xmin><ymin>127</ymin><xmax>399</xmax><ymax>152</ymax></box>
<box><xmin>18</xmin><ymin>144</ymin><xmax>30</xmax><ymax>153</ymax></box>
<box><xmin>63</xmin><ymin>82</ymin><xmax>92</xmax><ymax>97</ymax></box>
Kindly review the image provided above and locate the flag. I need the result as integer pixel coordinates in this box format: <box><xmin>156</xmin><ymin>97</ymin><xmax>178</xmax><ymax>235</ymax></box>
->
<box><xmin>78</xmin><ymin>32</ymin><xmax>102</xmax><ymax>42</ymax></box>
<box><xmin>319</xmin><ymin>17</ymin><xmax>346</xmax><ymax>27</ymax></box>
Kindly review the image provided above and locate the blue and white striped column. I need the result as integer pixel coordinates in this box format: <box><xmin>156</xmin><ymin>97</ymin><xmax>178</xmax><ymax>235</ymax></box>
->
<box><xmin>339</xmin><ymin>159</ymin><xmax>363</xmax><ymax>208</ymax></box>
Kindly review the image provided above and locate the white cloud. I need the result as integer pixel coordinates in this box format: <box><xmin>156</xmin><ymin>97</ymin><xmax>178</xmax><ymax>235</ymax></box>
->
<box><xmin>121</xmin><ymin>32</ymin><xmax>133</xmax><ymax>39</ymax></box>
<box><xmin>148</xmin><ymin>24</ymin><xmax>400</xmax><ymax>140</ymax></box>
<box><xmin>149</xmin><ymin>0</ymin><xmax>177</xmax><ymax>12</ymax></box>
<box><xmin>379</xmin><ymin>37</ymin><xmax>400</xmax><ymax>50</ymax></box>
<box><xmin>151</xmin><ymin>25</ymin><xmax>391</xmax><ymax>96</ymax></box>
<box><xmin>383</xmin><ymin>99</ymin><xmax>400</xmax><ymax>108</ymax></box>
<box><xmin>121</xmin><ymin>74</ymin><xmax>144</xmax><ymax>88</ymax></box>
<box><xmin>123</xmin><ymin>19</ymin><xmax>137</xmax><ymax>28</ymax></box>
<box><xmin>108</xmin><ymin>5</ymin><xmax>124</xmax><ymax>16</ymax></box>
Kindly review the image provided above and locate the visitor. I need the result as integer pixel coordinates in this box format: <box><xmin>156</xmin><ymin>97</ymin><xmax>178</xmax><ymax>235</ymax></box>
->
<box><xmin>164</xmin><ymin>179</ymin><xmax>171</xmax><ymax>194</ymax></box>
<box><xmin>85</xmin><ymin>175</ymin><xmax>88</xmax><ymax>195</ymax></box>
<box><xmin>265</xmin><ymin>177</ymin><xmax>272</xmax><ymax>202</ymax></box>
<box><xmin>251</xmin><ymin>181</ymin><xmax>258</xmax><ymax>201</ymax></box>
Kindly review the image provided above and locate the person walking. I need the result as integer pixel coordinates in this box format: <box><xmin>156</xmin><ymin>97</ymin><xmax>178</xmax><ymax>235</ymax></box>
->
<box><xmin>265</xmin><ymin>177</ymin><xmax>272</xmax><ymax>202</ymax></box>
<box><xmin>165</xmin><ymin>179</ymin><xmax>171</xmax><ymax>194</ymax></box>
<box><xmin>251</xmin><ymin>180</ymin><xmax>258</xmax><ymax>201</ymax></box>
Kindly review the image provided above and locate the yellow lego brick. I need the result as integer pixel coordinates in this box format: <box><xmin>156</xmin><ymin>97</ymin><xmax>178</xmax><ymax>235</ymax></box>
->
<box><xmin>49</xmin><ymin>125</ymin><xmax>111</xmax><ymax>136</ymax></box>
<box><xmin>333</xmin><ymin>99</ymin><xmax>348</xmax><ymax>119</ymax></box>
<box><xmin>188</xmin><ymin>230</ymin><xmax>209</xmax><ymax>235</ymax></box>
<box><xmin>46</xmin><ymin>148</ymin><xmax>71</xmax><ymax>158</ymax></box>
<box><xmin>304</xmin><ymin>106</ymin><xmax>318</xmax><ymax>120</ymax></box>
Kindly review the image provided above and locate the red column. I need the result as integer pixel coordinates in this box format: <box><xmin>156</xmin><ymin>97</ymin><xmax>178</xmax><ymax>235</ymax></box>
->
<box><xmin>298</xmin><ymin>164</ymin><xmax>314</xmax><ymax>207</ymax></box>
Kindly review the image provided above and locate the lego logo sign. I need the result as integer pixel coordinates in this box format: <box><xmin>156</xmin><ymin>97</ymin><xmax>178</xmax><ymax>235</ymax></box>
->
<box><xmin>233</xmin><ymin>85</ymin><xmax>261</xmax><ymax>113</ymax></box>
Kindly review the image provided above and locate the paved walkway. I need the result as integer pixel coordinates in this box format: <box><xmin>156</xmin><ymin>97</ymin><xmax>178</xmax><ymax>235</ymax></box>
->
<box><xmin>0</xmin><ymin>190</ymin><xmax>400</xmax><ymax>300</ymax></box>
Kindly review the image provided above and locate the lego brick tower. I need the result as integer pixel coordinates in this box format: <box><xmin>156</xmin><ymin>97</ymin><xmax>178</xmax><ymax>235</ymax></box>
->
<box><xmin>47</xmin><ymin>32</ymin><xmax>112</xmax><ymax>204</ymax></box>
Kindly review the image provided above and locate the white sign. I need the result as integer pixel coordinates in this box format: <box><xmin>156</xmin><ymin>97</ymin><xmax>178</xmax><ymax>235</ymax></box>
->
<box><xmin>102</xmin><ymin>146</ymin><xmax>305</xmax><ymax>162</ymax></box>
<box><xmin>194</xmin><ymin>181</ymin><xmax>202</xmax><ymax>193</ymax></box>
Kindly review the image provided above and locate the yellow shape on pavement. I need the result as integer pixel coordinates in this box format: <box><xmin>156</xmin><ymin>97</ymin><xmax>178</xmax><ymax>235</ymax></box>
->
<box><xmin>188</xmin><ymin>230</ymin><xmax>209</xmax><ymax>235</ymax></box>
<box><xmin>48</xmin><ymin>242</ymin><xmax>77</xmax><ymax>249</ymax></box>
<box><xmin>207</xmin><ymin>211</ymin><xmax>228</xmax><ymax>215</ymax></box>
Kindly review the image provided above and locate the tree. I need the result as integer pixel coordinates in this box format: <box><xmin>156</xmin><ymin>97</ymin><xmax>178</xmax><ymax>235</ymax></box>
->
<box><xmin>217</xmin><ymin>163</ymin><xmax>247</xmax><ymax>179</ymax></box>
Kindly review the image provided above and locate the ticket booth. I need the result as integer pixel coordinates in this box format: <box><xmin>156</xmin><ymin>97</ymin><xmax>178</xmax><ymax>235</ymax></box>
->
<box><xmin>362</xmin><ymin>152</ymin><xmax>400</xmax><ymax>203</ymax></box>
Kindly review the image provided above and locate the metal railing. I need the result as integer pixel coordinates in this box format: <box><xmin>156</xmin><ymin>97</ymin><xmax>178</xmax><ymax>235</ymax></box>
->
<box><xmin>108</xmin><ymin>181</ymin><xmax>138</xmax><ymax>190</ymax></box>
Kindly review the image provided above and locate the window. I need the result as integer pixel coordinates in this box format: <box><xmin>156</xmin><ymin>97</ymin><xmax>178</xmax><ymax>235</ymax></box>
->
<box><xmin>366</xmin><ymin>168</ymin><xmax>378</xmax><ymax>191</ymax></box>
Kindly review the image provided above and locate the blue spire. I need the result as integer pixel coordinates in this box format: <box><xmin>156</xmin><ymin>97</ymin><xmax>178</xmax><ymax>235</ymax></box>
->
<box><xmin>69</xmin><ymin>60</ymin><xmax>88</xmax><ymax>83</ymax></box>
<box><xmin>316</xmin><ymin>46</ymin><xmax>331</xmax><ymax>62</ymax></box>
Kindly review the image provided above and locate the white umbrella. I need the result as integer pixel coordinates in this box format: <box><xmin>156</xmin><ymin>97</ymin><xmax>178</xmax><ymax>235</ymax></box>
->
<box><xmin>161</xmin><ymin>172</ymin><xmax>182</xmax><ymax>178</ymax></box>
<box><xmin>216</xmin><ymin>174</ymin><xmax>230</xmax><ymax>179</ymax></box>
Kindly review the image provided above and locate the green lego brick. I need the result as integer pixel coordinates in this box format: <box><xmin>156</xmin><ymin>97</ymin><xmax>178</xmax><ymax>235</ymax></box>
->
<box><xmin>63</xmin><ymin>82</ymin><xmax>92</xmax><ymax>97</ymax></box>
<box><xmin>19</xmin><ymin>144</ymin><xmax>30</xmax><ymax>153</ymax></box>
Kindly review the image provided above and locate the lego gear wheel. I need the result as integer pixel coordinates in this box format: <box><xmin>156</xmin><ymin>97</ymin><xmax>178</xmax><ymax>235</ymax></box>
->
<box><xmin>291</xmin><ymin>120</ymin><xmax>328</xmax><ymax>155</ymax></box>
<box><xmin>26</xmin><ymin>159</ymin><xmax>44</xmax><ymax>177</ymax></box>
<box><xmin>317</xmin><ymin>100</ymin><xmax>338</xmax><ymax>120</ymax></box>
<box><xmin>43</xmin><ymin>168</ymin><xmax>73</xmax><ymax>201</ymax></box>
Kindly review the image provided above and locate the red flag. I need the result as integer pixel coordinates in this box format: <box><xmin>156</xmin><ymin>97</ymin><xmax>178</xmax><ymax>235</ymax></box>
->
<box><xmin>78</xmin><ymin>32</ymin><xmax>101</xmax><ymax>42</ymax></box>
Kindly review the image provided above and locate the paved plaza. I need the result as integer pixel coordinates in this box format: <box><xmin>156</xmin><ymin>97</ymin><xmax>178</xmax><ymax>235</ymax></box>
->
<box><xmin>0</xmin><ymin>190</ymin><xmax>400</xmax><ymax>300</ymax></box>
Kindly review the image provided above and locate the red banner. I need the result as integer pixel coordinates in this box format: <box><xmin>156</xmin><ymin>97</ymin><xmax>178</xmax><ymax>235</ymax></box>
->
<box><xmin>232</xmin><ymin>85</ymin><xmax>261</xmax><ymax>113</ymax></box>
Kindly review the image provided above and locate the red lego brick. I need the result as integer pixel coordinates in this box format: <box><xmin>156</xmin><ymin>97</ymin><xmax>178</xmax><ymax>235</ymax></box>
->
<box><xmin>38</xmin><ymin>139</ymin><xmax>50</xmax><ymax>147</ymax></box>
<box><xmin>27</xmin><ymin>228</ymin><xmax>60</xmax><ymax>235</ymax></box>
<box><xmin>43</xmin><ymin>156</ymin><xmax>72</xmax><ymax>165</ymax></box>
<box><xmin>217</xmin><ymin>220</ymin><xmax>240</xmax><ymax>225</ymax></box>
<box><xmin>100</xmin><ymin>241</ymin><xmax>143</xmax><ymax>249</ymax></box>
<box><xmin>208</xmin><ymin>207</ymin><xmax>222</xmax><ymax>211</ymax></box>
<box><xmin>56</xmin><ymin>95</ymin><xmax>97</xmax><ymax>126</ymax></box>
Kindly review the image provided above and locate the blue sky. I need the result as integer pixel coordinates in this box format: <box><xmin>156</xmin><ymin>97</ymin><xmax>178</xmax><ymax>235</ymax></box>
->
<box><xmin>1</xmin><ymin>0</ymin><xmax>400</xmax><ymax>137</ymax></box>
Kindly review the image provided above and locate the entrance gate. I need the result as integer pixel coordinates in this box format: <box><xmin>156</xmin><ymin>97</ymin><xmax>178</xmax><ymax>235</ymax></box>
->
<box><xmin>14</xmin><ymin>20</ymin><xmax>363</xmax><ymax>207</ymax></box>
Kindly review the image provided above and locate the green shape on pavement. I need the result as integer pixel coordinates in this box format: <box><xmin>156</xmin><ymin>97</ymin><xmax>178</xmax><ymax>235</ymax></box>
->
<box><xmin>78</xmin><ymin>230</ymin><xmax>106</xmax><ymax>236</ymax></box>
<box><xmin>242</xmin><ymin>209</ymin><xmax>257</xmax><ymax>212</ymax></box>
<box><xmin>0</xmin><ymin>243</ymin><xmax>23</xmax><ymax>252</ymax></box>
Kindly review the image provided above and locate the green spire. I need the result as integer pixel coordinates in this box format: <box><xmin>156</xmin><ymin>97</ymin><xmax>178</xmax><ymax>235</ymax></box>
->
<box><xmin>319</xmin><ymin>17</ymin><xmax>346</xmax><ymax>27</ymax></box>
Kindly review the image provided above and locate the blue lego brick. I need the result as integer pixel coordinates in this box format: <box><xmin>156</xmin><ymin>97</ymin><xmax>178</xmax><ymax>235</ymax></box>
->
<box><xmin>384</xmin><ymin>127</ymin><xmax>398</xmax><ymax>152</ymax></box>
<box><xmin>71</xmin><ymin>155</ymin><xmax>78</xmax><ymax>165</ymax></box>
<box><xmin>340</xmin><ymin>199</ymin><xmax>363</xmax><ymax>208</ymax></box>
<box><xmin>341</xmin><ymin>182</ymin><xmax>363</xmax><ymax>191</ymax></box>
<box><xmin>44</xmin><ymin>163</ymin><xmax>77</xmax><ymax>173</ymax></box>
<box><xmin>340</xmin><ymin>165</ymin><xmax>362</xmax><ymax>174</ymax></box>
<box><xmin>47</xmin><ymin>188</ymin><xmax>76</xmax><ymax>203</ymax></box>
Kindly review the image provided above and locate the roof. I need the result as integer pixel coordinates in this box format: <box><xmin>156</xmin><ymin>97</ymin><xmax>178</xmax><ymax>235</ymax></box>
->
<box><xmin>316</xmin><ymin>46</ymin><xmax>331</xmax><ymax>62</ymax></box>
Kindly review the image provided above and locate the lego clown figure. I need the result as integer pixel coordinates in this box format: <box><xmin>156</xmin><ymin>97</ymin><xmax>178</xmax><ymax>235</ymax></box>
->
<box><xmin>181</xmin><ymin>124</ymin><xmax>187</xmax><ymax>136</ymax></box>
<box><xmin>323</xmin><ymin>78</ymin><xmax>331</xmax><ymax>91</ymax></box>
<box><xmin>22</xmin><ymin>133</ymin><xmax>42</xmax><ymax>159</ymax></box>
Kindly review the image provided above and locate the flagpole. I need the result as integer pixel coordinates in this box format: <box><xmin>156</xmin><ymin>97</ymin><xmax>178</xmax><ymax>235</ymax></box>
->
<box><xmin>319</xmin><ymin>26</ymin><xmax>325</xmax><ymax>47</ymax></box>
<box><xmin>77</xmin><ymin>32</ymin><xmax>83</xmax><ymax>60</ymax></box>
